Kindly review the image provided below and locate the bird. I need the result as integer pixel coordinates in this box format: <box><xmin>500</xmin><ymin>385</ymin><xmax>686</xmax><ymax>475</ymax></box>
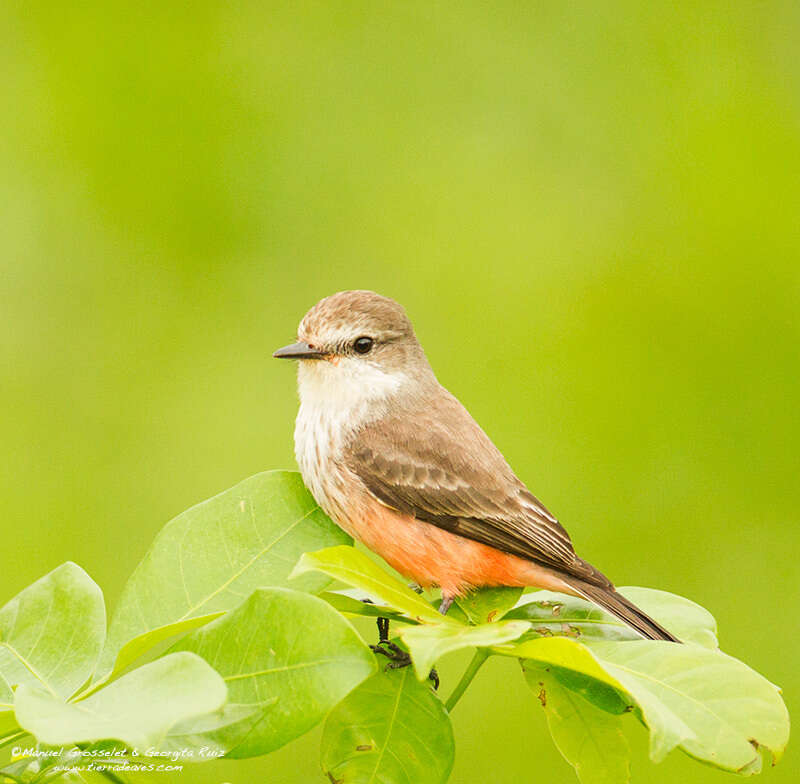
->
<box><xmin>274</xmin><ymin>290</ymin><xmax>679</xmax><ymax>642</ymax></box>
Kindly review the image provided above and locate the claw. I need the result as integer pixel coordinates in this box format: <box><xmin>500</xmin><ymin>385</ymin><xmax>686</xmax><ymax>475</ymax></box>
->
<box><xmin>369</xmin><ymin>640</ymin><xmax>440</xmax><ymax>690</ymax></box>
<box><xmin>370</xmin><ymin>640</ymin><xmax>411</xmax><ymax>667</ymax></box>
<box><xmin>371</xmin><ymin>612</ymin><xmax>439</xmax><ymax>689</ymax></box>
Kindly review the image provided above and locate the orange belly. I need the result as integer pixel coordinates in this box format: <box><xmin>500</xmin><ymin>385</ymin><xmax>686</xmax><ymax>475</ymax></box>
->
<box><xmin>341</xmin><ymin>494</ymin><xmax>575</xmax><ymax>597</ymax></box>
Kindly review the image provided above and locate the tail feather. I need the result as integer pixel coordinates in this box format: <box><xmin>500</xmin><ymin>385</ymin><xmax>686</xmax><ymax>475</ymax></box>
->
<box><xmin>565</xmin><ymin>579</ymin><xmax>681</xmax><ymax>642</ymax></box>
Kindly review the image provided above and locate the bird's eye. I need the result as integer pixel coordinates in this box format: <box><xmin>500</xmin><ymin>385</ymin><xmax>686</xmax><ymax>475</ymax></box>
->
<box><xmin>353</xmin><ymin>336</ymin><xmax>374</xmax><ymax>354</ymax></box>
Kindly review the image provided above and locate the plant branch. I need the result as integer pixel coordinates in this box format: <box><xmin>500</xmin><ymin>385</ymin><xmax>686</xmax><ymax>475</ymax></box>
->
<box><xmin>445</xmin><ymin>648</ymin><xmax>489</xmax><ymax>712</ymax></box>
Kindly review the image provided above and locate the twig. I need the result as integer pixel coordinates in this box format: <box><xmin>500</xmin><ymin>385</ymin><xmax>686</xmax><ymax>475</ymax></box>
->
<box><xmin>445</xmin><ymin>648</ymin><xmax>489</xmax><ymax>712</ymax></box>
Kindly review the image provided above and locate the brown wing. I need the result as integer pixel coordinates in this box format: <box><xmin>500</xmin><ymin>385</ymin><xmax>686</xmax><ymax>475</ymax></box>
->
<box><xmin>344</xmin><ymin>388</ymin><xmax>608</xmax><ymax>587</ymax></box>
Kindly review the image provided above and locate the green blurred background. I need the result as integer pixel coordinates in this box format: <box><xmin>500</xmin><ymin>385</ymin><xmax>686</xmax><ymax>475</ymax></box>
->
<box><xmin>2</xmin><ymin>1</ymin><xmax>797</xmax><ymax>782</ymax></box>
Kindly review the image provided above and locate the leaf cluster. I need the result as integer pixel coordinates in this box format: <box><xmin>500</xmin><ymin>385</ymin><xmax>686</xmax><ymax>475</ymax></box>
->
<box><xmin>0</xmin><ymin>471</ymin><xmax>790</xmax><ymax>784</ymax></box>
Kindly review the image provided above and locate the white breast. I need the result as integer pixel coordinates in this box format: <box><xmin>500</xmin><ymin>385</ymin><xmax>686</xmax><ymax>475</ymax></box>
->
<box><xmin>294</xmin><ymin>357</ymin><xmax>406</xmax><ymax>523</ymax></box>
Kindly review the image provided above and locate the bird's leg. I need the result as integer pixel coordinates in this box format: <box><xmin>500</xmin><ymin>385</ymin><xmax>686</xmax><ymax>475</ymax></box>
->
<box><xmin>370</xmin><ymin>640</ymin><xmax>440</xmax><ymax>689</ymax></box>
<box><xmin>359</xmin><ymin>597</ymin><xmax>391</xmax><ymax>645</ymax></box>
<box><xmin>376</xmin><ymin>615</ymin><xmax>390</xmax><ymax>643</ymax></box>
<box><xmin>370</xmin><ymin>614</ymin><xmax>406</xmax><ymax>660</ymax></box>
<box><xmin>371</xmin><ymin>614</ymin><xmax>409</xmax><ymax>663</ymax></box>
<box><xmin>365</xmin><ymin>602</ymin><xmax>410</xmax><ymax>669</ymax></box>
<box><xmin>439</xmin><ymin>593</ymin><xmax>455</xmax><ymax>616</ymax></box>
<box><xmin>370</xmin><ymin>627</ymin><xmax>413</xmax><ymax>674</ymax></box>
<box><xmin>369</xmin><ymin>610</ymin><xmax>440</xmax><ymax>690</ymax></box>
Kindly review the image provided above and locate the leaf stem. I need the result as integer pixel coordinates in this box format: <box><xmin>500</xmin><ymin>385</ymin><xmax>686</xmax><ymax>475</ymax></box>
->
<box><xmin>445</xmin><ymin>648</ymin><xmax>489</xmax><ymax>712</ymax></box>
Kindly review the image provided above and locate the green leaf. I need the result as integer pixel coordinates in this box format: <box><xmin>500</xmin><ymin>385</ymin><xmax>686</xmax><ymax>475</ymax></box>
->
<box><xmin>322</xmin><ymin>666</ymin><xmax>454</xmax><ymax>784</ymax></box>
<box><xmin>616</xmin><ymin>588</ymin><xmax>717</xmax><ymax>648</ymax></box>
<box><xmin>499</xmin><ymin>637</ymin><xmax>627</xmax><ymax>695</ymax></box>
<box><xmin>506</xmin><ymin>587</ymin><xmax>717</xmax><ymax>647</ymax></box>
<box><xmin>510</xmin><ymin>635</ymin><xmax>790</xmax><ymax>772</ymax></box>
<box><xmin>292</xmin><ymin>546</ymin><xmax>451</xmax><ymax>624</ymax></box>
<box><xmin>455</xmin><ymin>586</ymin><xmax>523</xmax><ymax>624</ymax></box>
<box><xmin>527</xmin><ymin>670</ymin><xmax>630</xmax><ymax>784</ymax></box>
<box><xmin>3</xmin><ymin>745</ymin><xmax>86</xmax><ymax>784</ymax></box>
<box><xmin>93</xmin><ymin>612</ymin><xmax>225</xmax><ymax>689</ymax></box>
<box><xmin>398</xmin><ymin>620</ymin><xmax>530</xmax><ymax>679</ymax></box>
<box><xmin>499</xmin><ymin>637</ymin><xmax>631</xmax><ymax>714</ymax></box>
<box><xmin>505</xmin><ymin>592</ymin><xmax>635</xmax><ymax>642</ymax></box>
<box><xmin>0</xmin><ymin>672</ymin><xmax>12</xmax><ymax>709</ymax></box>
<box><xmin>14</xmin><ymin>651</ymin><xmax>226</xmax><ymax>749</ymax></box>
<box><xmin>159</xmin><ymin>702</ymin><xmax>271</xmax><ymax>760</ymax></box>
<box><xmin>589</xmin><ymin>641</ymin><xmax>790</xmax><ymax>772</ymax></box>
<box><xmin>0</xmin><ymin>712</ymin><xmax>21</xmax><ymax>741</ymax></box>
<box><xmin>0</xmin><ymin>715</ymin><xmax>22</xmax><ymax>743</ymax></box>
<box><xmin>169</xmin><ymin>587</ymin><xmax>376</xmax><ymax>757</ymax></box>
<box><xmin>0</xmin><ymin>563</ymin><xmax>105</xmax><ymax>699</ymax></box>
<box><xmin>319</xmin><ymin>591</ymin><xmax>415</xmax><ymax>624</ymax></box>
<box><xmin>97</xmin><ymin>470</ymin><xmax>350</xmax><ymax>679</ymax></box>
<box><xmin>42</xmin><ymin>769</ymin><xmax>110</xmax><ymax>784</ymax></box>
<box><xmin>0</xmin><ymin>757</ymin><xmax>32</xmax><ymax>783</ymax></box>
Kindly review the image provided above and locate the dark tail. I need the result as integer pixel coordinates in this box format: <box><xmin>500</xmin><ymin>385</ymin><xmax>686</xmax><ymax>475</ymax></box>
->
<box><xmin>565</xmin><ymin>579</ymin><xmax>681</xmax><ymax>642</ymax></box>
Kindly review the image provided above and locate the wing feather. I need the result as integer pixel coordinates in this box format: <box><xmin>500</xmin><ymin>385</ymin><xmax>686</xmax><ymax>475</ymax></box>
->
<box><xmin>344</xmin><ymin>388</ymin><xmax>607</xmax><ymax>586</ymax></box>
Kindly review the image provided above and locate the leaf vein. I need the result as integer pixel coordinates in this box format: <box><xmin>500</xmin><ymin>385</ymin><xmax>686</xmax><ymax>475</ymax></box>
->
<box><xmin>175</xmin><ymin>504</ymin><xmax>320</xmax><ymax>621</ymax></box>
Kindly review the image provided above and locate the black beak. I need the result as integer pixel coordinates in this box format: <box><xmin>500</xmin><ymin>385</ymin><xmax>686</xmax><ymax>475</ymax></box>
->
<box><xmin>272</xmin><ymin>341</ymin><xmax>327</xmax><ymax>360</ymax></box>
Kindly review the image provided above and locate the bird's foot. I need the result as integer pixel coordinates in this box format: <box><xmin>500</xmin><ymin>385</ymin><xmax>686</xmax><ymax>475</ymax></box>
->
<box><xmin>370</xmin><ymin>637</ymin><xmax>440</xmax><ymax>689</ymax></box>
<box><xmin>372</xmin><ymin>616</ymin><xmax>409</xmax><ymax>665</ymax></box>
<box><xmin>370</xmin><ymin>639</ymin><xmax>412</xmax><ymax>668</ymax></box>
<box><xmin>372</xmin><ymin>615</ymin><xmax>439</xmax><ymax>688</ymax></box>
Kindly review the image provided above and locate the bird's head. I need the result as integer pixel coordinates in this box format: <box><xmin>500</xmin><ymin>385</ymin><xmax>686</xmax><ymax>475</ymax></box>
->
<box><xmin>273</xmin><ymin>290</ymin><xmax>434</xmax><ymax>410</ymax></box>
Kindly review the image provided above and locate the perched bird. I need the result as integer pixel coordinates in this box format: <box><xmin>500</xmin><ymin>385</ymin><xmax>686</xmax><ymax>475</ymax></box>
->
<box><xmin>274</xmin><ymin>290</ymin><xmax>679</xmax><ymax>641</ymax></box>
